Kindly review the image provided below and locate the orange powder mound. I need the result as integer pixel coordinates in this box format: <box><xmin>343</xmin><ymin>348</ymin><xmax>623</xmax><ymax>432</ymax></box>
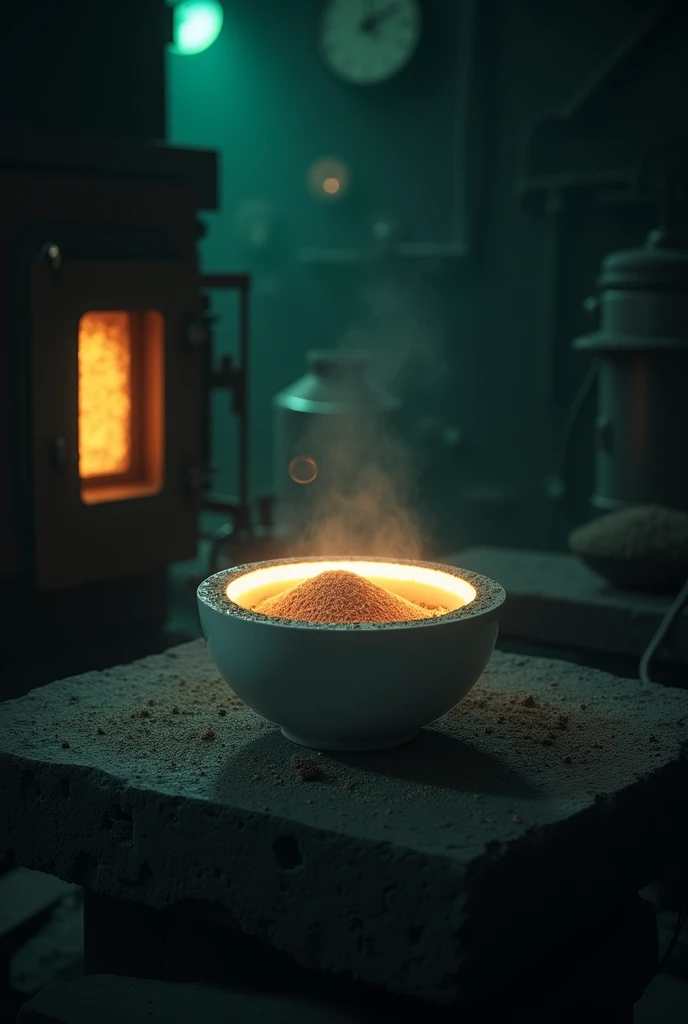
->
<box><xmin>253</xmin><ymin>569</ymin><xmax>446</xmax><ymax>624</ymax></box>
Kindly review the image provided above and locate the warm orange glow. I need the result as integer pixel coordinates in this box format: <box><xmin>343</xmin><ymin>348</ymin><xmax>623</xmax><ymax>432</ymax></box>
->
<box><xmin>307</xmin><ymin>158</ymin><xmax>350</xmax><ymax>200</ymax></box>
<box><xmin>78</xmin><ymin>312</ymin><xmax>132</xmax><ymax>478</ymax></box>
<box><xmin>288</xmin><ymin>455</ymin><xmax>318</xmax><ymax>485</ymax></box>
<box><xmin>226</xmin><ymin>560</ymin><xmax>476</xmax><ymax>613</ymax></box>
<box><xmin>78</xmin><ymin>310</ymin><xmax>165</xmax><ymax>505</ymax></box>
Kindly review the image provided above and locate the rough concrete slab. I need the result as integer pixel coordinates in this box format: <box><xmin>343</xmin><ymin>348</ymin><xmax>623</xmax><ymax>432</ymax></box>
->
<box><xmin>16</xmin><ymin>974</ymin><xmax>388</xmax><ymax>1024</ymax></box>
<box><xmin>448</xmin><ymin>547</ymin><xmax>688</xmax><ymax>665</ymax></box>
<box><xmin>634</xmin><ymin>972</ymin><xmax>688</xmax><ymax>1024</ymax></box>
<box><xmin>1</xmin><ymin>640</ymin><xmax>688</xmax><ymax>1005</ymax></box>
<box><xmin>0</xmin><ymin>868</ymin><xmax>76</xmax><ymax>938</ymax></box>
<box><xmin>657</xmin><ymin>906</ymin><xmax>688</xmax><ymax>982</ymax></box>
<box><xmin>11</xmin><ymin>890</ymin><xmax>83</xmax><ymax>995</ymax></box>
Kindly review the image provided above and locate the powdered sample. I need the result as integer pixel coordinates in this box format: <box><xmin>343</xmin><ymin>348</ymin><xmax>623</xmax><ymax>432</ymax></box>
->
<box><xmin>569</xmin><ymin>505</ymin><xmax>688</xmax><ymax>561</ymax></box>
<box><xmin>291</xmin><ymin>755</ymin><xmax>322</xmax><ymax>781</ymax></box>
<box><xmin>253</xmin><ymin>569</ymin><xmax>446</xmax><ymax>624</ymax></box>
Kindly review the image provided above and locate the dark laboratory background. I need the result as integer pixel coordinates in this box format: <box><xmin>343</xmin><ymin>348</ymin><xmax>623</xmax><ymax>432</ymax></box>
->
<box><xmin>1</xmin><ymin>1</ymin><xmax>687</xmax><ymax>1022</ymax></box>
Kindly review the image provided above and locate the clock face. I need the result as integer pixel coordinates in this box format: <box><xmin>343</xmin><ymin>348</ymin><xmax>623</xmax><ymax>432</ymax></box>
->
<box><xmin>320</xmin><ymin>0</ymin><xmax>421</xmax><ymax>85</ymax></box>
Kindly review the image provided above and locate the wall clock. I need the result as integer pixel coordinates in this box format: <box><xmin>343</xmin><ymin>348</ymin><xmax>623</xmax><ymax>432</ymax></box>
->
<box><xmin>320</xmin><ymin>0</ymin><xmax>422</xmax><ymax>86</ymax></box>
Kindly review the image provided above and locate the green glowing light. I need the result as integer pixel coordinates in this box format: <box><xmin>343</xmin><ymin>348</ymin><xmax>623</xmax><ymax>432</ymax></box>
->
<box><xmin>170</xmin><ymin>1</ymin><xmax>223</xmax><ymax>56</ymax></box>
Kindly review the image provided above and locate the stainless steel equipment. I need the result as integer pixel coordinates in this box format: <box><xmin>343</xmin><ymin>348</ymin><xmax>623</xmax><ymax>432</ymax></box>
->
<box><xmin>273</xmin><ymin>350</ymin><xmax>401</xmax><ymax>535</ymax></box>
<box><xmin>575</xmin><ymin>232</ymin><xmax>688</xmax><ymax>513</ymax></box>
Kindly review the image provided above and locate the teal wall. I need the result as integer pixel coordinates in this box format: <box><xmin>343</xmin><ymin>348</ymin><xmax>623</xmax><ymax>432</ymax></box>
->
<box><xmin>168</xmin><ymin>0</ymin><xmax>668</xmax><ymax>553</ymax></box>
<box><xmin>168</xmin><ymin>0</ymin><xmax>464</xmax><ymax>533</ymax></box>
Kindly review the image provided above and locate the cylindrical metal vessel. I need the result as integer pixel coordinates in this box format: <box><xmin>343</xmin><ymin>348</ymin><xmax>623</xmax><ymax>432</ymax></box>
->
<box><xmin>575</xmin><ymin>238</ymin><xmax>688</xmax><ymax>512</ymax></box>
<box><xmin>273</xmin><ymin>350</ymin><xmax>401</xmax><ymax>533</ymax></box>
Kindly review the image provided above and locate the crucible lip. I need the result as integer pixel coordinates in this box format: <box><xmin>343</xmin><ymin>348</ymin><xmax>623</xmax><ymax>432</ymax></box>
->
<box><xmin>197</xmin><ymin>556</ymin><xmax>506</xmax><ymax>632</ymax></box>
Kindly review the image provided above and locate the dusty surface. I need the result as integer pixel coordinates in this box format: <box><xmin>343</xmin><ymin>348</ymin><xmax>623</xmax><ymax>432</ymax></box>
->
<box><xmin>450</xmin><ymin>546</ymin><xmax>688</xmax><ymax>664</ymax></box>
<box><xmin>1</xmin><ymin>640</ymin><xmax>688</xmax><ymax>1005</ymax></box>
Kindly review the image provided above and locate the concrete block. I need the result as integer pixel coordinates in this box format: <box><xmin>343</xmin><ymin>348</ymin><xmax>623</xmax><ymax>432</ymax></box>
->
<box><xmin>11</xmin><ymin>890</ymin><xmax>83</xmax><ymax>995</ymax></box>
<box><xmin>449</xmin><ymin>547</ymin><xmax>688</xmax><ymax>665</ymax></box>
<box><xmin>16</xmin><ymin>974</ymin><xmax>384</xmax><ymax>1024</ymax></box>
<box><xmin>634</xmin><ymin>971</ymin><xmax>688</xmax><ymax>1024</ymax></box>
<box><xmin>0</xmin><ymin>869</ymin><xmax>76</xmax><ymax>940</ymax></box>
<box><xmin>1</xmin><ymin>640</ymin><xmax>688</xmax><ymax>1005</ymax></box>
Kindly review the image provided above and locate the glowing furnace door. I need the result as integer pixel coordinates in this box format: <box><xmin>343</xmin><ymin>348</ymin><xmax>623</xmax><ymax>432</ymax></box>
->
<box><xmin>31</xmin><ymin>261</ymin><xmax>203</xmax><ymax>591</ymax></box>
<box><xmin>77</xmin><ymin>310</ymin><xmax>165</xmax><ymax>506</ymax></box>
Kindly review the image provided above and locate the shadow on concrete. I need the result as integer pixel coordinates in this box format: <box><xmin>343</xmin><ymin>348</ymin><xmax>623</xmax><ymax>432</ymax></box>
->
<box><xmin>325</xmin><ymin>728</ymin><xmax>542</xmax><ymax>798</ymax></box>
<box><xmin>223</xmin><ymin>727</ymin><xmax>541</xmax><ymax>799</ymax></box>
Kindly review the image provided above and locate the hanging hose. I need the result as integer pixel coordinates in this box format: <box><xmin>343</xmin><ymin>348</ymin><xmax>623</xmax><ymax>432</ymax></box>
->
<box><xmin>655</xmin><ymin>883</ymin><xmax>688</xmax><ymax>975</ymax></box>
<box><xmin>546</xmin><ymin>360</ymin><xmax>599</xmax><ymax>500</ymax></box>
<box><xmin>638</xmin><ymin>572</ymin><xmax>688</xmax><ymax>685</ymax></box>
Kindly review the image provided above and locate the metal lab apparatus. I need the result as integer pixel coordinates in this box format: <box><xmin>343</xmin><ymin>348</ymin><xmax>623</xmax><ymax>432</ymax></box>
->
<box><xmin>273</xmin><ymin>350</ymin><xmax>401</xmax><ymax>534</ymax></box>
<box><xmin>575</xmin><ymin>235</ymin><xmax>688</xmax><ymax>513</ymax></box>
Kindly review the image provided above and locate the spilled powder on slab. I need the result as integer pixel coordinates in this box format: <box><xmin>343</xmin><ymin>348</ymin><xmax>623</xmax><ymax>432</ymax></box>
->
<box><xmin>569</xmin><ymin>505</ymin><xmax>688</xmax><ymax>561</ymax></box>
<box><xmin>253</xmin><ymin>569</ymin><xmax>447</xmax><ymax>624</ymax></box>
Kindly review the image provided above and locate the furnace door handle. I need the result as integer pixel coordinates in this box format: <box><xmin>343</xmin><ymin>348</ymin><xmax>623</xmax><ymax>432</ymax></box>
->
<box><xmin>51</xmin><ymin>436</ymin><xmax>77</xmax><ymax>470</ymax></box>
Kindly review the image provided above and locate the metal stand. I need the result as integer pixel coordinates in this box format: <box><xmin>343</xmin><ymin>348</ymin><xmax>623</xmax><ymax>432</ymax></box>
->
<box><xmin>193</xmin><ymin>273</ymin><xmax>276</xmax><ymax>575</ymax></box>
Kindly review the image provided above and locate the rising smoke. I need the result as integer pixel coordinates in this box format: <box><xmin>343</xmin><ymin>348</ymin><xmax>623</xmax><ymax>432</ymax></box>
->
<box><xmin>285</xmin><ymin>273</ymin><xmax>445</xmax><ymax>559</ymax></box>
<box><xmin>347</xmin><ymin>274</ymin><xmax>447</xmax><ymax>395</ymax></box>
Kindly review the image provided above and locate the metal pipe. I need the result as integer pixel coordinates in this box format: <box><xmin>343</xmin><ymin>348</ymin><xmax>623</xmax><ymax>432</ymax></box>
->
<box><xmin>199</xmin><ymin>272</ymin><xmax>251</xmax><ymax>511</ymax></box>
<box><xmin>238</xmin><ymin>280</ymin><xmax>249</xmax><ymax>509</ymax></box>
